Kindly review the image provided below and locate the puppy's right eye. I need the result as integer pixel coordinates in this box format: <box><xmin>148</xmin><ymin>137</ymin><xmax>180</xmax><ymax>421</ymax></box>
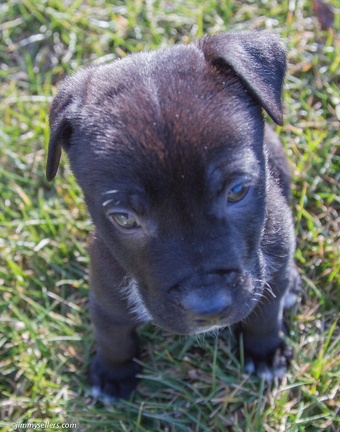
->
<box><xmin>226</xmin><ymin>182</ymin><xmax>250</xmax><ymax>203</ymax></box>
<box><xmin>107</xmin><ymin>211</ymin><xmax>140</xmax><ymax>230</ymax></box>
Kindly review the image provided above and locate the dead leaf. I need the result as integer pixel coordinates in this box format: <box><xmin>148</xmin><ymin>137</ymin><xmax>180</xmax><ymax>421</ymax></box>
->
<box><xmin>313</xmin><ymin>0</ymin><xmax>334</xmax><ymax>30</ymax></box>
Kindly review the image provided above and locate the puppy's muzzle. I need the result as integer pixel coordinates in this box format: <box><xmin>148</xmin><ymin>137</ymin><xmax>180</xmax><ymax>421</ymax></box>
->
<box><xmin>171</xmin><ymin>270</ymin><xmax>238</xmax><ymax>327</ymax></box>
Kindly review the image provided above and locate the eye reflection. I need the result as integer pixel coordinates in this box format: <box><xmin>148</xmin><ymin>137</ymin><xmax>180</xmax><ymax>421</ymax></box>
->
<box><xmin>107</xmin><ymin>212</ymin><xmax>140</xmax><ymax>229</ymax></box>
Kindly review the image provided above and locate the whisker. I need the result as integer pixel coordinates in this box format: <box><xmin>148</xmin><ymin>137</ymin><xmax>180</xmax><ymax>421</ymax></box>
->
<box><xmin>101</xmin><ymin>190</ymin><xmax>119</xmax><ymax>195</ymax></box>
<box><xmin>102</xmin><ymin>198</ymin><xmax>119</xmax><ymax>207</ymax></box>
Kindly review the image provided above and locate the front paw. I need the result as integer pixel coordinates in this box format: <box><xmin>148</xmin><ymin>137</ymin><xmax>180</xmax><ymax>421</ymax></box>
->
<box><xmin>244</xmin><ymin>341</ymin><xmax>292</xmax><ymax>381</ymax></box>
<box><xmin>89</xmin><ymin>354</ymin><xmax>141</xmax><ymax>402</ymax></box>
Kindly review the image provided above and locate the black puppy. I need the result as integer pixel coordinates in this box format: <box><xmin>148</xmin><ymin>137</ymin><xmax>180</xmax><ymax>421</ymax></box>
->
<box><xmin>47</xmin><ymin>31</ymin><xmax>300</xmax><ymax>401</ymax></box>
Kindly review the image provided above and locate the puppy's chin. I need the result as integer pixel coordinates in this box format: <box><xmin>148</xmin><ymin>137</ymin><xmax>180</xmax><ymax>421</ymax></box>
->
<box><xmin>191</xmin><ymin>324</ymin><xmax>226</xmax><ymax>335</ymax></box>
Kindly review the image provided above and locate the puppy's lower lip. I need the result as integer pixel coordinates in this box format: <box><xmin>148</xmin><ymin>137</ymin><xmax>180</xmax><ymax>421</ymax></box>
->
<box><xmin>192</xmin><ymin>315</ymin><xmax>231</xmax><ymax>328</ymax></box>
<box><xmin>190</xmin><ymin>304</ymin><xmax>232</xmax><ymax>325</ymax></box>
<box><xmin>193</xmin><ymin>319</ymin><xmax>212</xmax><ymax>326</ymax></box>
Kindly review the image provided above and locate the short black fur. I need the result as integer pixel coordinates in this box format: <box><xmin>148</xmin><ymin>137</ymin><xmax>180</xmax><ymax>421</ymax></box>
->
<box><xmin>47</xmin><ymin>31</ymin><xmax>300</xmax><ymax>401</ymax></box>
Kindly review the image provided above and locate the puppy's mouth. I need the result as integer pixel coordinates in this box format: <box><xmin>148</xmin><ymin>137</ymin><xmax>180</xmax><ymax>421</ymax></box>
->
<box><xmin>183</xmin><ymin>302</ymin><xmax>255</xmax><ymax>335</ymax></box>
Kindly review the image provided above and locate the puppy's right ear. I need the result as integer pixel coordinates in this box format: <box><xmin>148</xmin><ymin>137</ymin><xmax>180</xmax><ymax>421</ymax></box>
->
<box><xmin>46</xmin><ymin>91</ymin><xmax>73</xmax><ymax>182</ymax></box>
<box><xmin>199</xmin><ymin>31</ymin><xmax>287</xmax><ymax>125</ymax></box>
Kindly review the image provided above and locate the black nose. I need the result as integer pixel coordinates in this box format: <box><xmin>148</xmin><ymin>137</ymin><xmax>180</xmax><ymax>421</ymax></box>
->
<box><xmin>179</xmin><ymin>270</ymin><xmax>237</xmax><ymax>326</ymax></box>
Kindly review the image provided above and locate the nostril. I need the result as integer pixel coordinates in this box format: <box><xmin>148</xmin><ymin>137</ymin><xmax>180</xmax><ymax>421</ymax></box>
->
<box><xmin>215</xmin><ymin>268</ymin><xmax>231</xmax><ymax>276</ymax></box>
<box><xmin>214</xmin><ymin>269</ymin><xmax>238</xmax><ymax>282</ymax></box>
<box><xmin>201</xmin><ymin>269</ymin><xmax>239</xmax><ymax>288</ymax></box>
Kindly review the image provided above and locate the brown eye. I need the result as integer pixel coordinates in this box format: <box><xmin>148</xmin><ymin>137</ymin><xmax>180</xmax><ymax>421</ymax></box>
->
<box><xmin>108</xmin><ymin>212</ymin><xmax>140</xmax><ymax>230</ymax></box>
<box><xmin>227</xmin><ymin>183</ymin><xmax>249</xmax><ymax>203</ymax></box>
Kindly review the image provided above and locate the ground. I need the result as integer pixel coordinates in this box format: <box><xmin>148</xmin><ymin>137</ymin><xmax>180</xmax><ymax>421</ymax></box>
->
<box><xmin>0</xmin><ymin>1</ymin><xmax>339</xmax><ymax>431</ymax></box>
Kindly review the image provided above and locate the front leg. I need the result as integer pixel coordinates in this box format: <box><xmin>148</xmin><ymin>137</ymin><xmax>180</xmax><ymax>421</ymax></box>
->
<box><xmin>89</xmin><ymin>295</ymin><xmax>141</xmax><ymax>401</ymax></box>
<box><xmin>239</xmin><ymin>262</ymin><xmax>300</xmax><ymax>380</ymax></box>
<box><xmin>241</xmin><ymin>303</ymin><xmax>292</xmax><ymax>381</ymax></box>
<box><xmin>88</xmin><ymin>233</ymin><xmax>142</xmax><ymax>401</ymax></box>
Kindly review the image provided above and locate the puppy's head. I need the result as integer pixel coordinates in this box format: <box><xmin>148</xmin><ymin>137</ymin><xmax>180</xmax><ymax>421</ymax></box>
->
<box><xmin>47</xmin><ymin>31</ymin><xmax>286</xmax><ymax>334</ymax></box>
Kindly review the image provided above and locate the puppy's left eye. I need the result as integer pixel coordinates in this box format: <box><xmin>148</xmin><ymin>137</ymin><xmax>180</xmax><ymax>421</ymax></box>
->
<box><xmin>227</xmin><ymin>183</ymin><xmax>249</xmax><ymax>203</ymax></box>
<box><xmin>107</xmin><ymin>211</ymin><xmax>141</xmax><ymax>230</ymax></box>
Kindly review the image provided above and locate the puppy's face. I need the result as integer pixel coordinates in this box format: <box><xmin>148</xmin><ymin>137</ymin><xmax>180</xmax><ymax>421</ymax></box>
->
<box><xmin>48</xmin><ymin>34</ymin><xmax>286</xmax><ymax>334</ymax></box>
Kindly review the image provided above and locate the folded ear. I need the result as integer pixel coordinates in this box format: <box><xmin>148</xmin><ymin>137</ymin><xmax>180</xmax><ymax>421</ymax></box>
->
<box><xmin>46</xmin><ymin>89</ymin><xmax>74</xmax><ymax>181</ymax></box>
<box><xmin>199</xmin><ymin>31</ymin><xmax>287</xmax><ymax>125</ymax></box>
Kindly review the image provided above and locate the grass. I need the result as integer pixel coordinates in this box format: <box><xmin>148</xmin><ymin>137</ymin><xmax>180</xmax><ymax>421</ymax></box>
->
<box><xmin>0</xmin><ymin>0</ymin><xmax>339</xmax><ymax>431</ymax></box>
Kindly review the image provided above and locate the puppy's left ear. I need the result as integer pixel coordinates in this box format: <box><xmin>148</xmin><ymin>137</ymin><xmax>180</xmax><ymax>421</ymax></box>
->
<box><xmin>200</xmin><ymin>31</ymin><xmax>287</xmax><ymax>125</ymax></box>
<box><xmin>46</xmin><ymin>87</ymin><xmax>74</xmax><ymax>181</ymax></box>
